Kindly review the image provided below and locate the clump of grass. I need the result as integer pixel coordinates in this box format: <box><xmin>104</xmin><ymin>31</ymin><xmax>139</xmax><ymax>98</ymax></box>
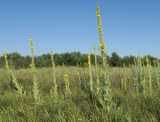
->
<box><xmin>3</xmin><ymin>50</ymin><xmax>23</xmax><ymax>94</ymax></box>
<box><xmin>30</xmin><ymin>37</ymin><xmax>41</xmax><ymax>104</ymax></box>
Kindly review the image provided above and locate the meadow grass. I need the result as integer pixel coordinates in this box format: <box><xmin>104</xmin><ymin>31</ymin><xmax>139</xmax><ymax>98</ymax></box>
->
<box><xmin>0</xmin><ymin>66</ymin><xmax>159</xmax><ymax>121</ymax></box>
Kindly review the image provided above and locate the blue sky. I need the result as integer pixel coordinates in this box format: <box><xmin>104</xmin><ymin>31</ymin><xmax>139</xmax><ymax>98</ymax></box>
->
<box><xmin>0</xmin><ymin>0</ymin><xmax>160</xmax><ymax>57</ymax></box>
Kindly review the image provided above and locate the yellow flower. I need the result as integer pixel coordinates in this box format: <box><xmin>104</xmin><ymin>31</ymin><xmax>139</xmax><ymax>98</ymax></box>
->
<box><xmin>88</xmin><ymin>53</ymin><xmax>91</xmax><ymax>66</ymax></box>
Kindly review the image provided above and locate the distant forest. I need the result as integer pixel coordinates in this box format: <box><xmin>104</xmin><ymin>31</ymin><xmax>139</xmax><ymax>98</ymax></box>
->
<box><xmin>0</xmin><ymin>52</ymin><xmax>159</xmax><ymax>69</ymax></box>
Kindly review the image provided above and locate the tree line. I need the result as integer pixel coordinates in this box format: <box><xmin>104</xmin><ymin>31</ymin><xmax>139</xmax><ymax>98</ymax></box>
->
<box><xmin>0</xmin><ymin>52</ymin><xmax>159</xmax><ymax>69</ymax></box>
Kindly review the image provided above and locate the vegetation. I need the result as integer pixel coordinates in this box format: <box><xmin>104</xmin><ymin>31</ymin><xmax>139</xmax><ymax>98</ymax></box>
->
<box><xmin>0</xmin><ymin>5</ymin><xmax>160</xmax><ymax>122</ymax></box>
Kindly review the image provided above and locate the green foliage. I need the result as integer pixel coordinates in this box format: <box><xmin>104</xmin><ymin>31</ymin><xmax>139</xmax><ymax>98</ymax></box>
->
<box><xmin>0</xmin><ymin>52</ymin><xmax>159</xmax><ymax>68</ymax></box>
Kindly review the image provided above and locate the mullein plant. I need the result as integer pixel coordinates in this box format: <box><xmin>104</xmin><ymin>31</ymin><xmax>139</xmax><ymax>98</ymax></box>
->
<box><xmin>30</xmin><ymin>38</ymin><xmax>40</xmax><ymax>104</ymax></box>
<box><xmin>3</xmin><ymin>50</ymin><xmax>23</xmax><ymax>94</ymax></box>
<box><xmin>96</xmin><ymin>5</ymin><xmax>112</xmax><ymax>107</ymax></box>
<box><xmin>154</xmin><ymin>60</ymin><xmax>160</xmax><ymax>90</ymax></box>
<box><xmin>64</xmin><ymin>74</ymin><xmax>71</xmax><ymax>96</ymax></box>
<box><xmin>133</xmin><ymin>57</ymin><xmax>144</xmax><ymax>94</ymax></box>
<box><xmin>138</xmin><ymin>57</ymin><xmax>146</xmax><ymax>93</ymax></box>
<box><xmin>140</xmin><ymin>57</ymin><xmax>152</xmax><ymax>96</ymax></box>
<box><xmin>121</xmin><ymin>65</ymin><xmax>127</xmax><ymax>93</ymax></box>
<box><xmin>77</xmin><ymin>71</ymin><xmax>81</xmax><ymax>88</ymax></box>
<box><xmin>50</xmin><ymin>49</ymin><xmax>58</xmax><ymax>99</ymax></box>
<box><xmin>88</xmin><ymin>52</ymin><xmax>93</xmax><ymax>93</ymax></box>
<box><xmin>94</xmin><ymin>45</ymin><xmax>100</xmax><ymax>95</ymax></box>
<box><xmin>146</xmin><ymin>57</ymin><xmax>152</xmax><ymax>94</ymax></box>
<box><xmin>137</xmin><ymin>58</ymin><xmax>147</xmax><ymax>94</ymax></box>
<box><xmin>133</xmin><ymin>58</ymin><xmax>139</xmax><ymax>93</ymax></box>
<box><xmin>121</xmin><ymin>79</ymin><xmax>126</xmax><ymax>92</ymax></box>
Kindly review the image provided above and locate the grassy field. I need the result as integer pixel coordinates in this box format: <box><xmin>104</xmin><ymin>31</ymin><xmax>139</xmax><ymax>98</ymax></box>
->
<box><xmin>0</xmin><ymin>5</ymin><xmax>160</xmax><ymax>122</ymax></box>
<box><xmin>0</xmin><ymin>66</ymin><xmax>160</xmax><ymax>122</ymax></box>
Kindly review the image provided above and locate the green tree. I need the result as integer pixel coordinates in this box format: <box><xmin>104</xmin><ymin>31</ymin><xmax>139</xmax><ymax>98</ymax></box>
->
<box><xmin>110</xmin><ymin>52</ymin><xmax>121</xmax><ymax>67</ymax></box>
